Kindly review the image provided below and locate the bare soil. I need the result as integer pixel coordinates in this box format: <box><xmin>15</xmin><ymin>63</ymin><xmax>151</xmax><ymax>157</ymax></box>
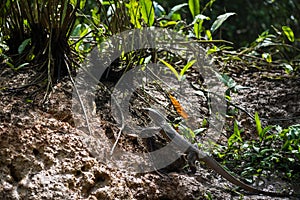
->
<box><xmin>0</xmin><ymin>62</ymin><xmax>299</xmax><ymax>200</ymax></box>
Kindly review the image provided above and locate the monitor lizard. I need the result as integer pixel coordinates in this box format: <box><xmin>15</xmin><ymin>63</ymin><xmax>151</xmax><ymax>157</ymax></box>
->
<box><xmin>143</xmin><ymin>108</ymin><xmax>295</xmax><ymax>197</ymax></box>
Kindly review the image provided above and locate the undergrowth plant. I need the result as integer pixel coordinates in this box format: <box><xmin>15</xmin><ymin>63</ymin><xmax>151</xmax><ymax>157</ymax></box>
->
<box><xmin>215</xmin><ymin>113</ymin><xmax>300</xmax><ymax>182</ymax></box>
<box><xmin>215</xmin><ymin>25</ymin><xmax>300</xmax><ymax>74</ymax></box>
<box><xmin>1</xmin><ymin>0</ymin><xmax>80</xmax><ymax>89</ymax></box>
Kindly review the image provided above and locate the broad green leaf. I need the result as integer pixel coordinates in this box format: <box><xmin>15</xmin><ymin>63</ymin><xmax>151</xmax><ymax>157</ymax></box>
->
<box><xmin>253</xmin><ymin>145</ymin><xmax>260</xmax><ymax>153</ymax></box>
<box><xmin>70</xmin><ymin>0</ymin><xmax>78</xmax><ymax>6</ymax></box>
<box><xmin>159</xmin><ymin>59</ymin><xmax>179</xmax><ymax>80</ymax></box>
<box><xmin>210</xmin><ymin>12</ymin><xmax>236</xmax><ymax>33</ymax></box>
<box><xmin>167</xmin><ymin>3</ymin><xmax>188</xmax><ymax>19</ymax></box>
<box><xmin>18</xmin><ymin>38</ymin><xmax>31</xmax><ymax>54</ymax></box>
<box><xmin>282</xmin><ymin>26</ymin><xmax>294</xmax><ymax>42</ymax></box>
<box><xmin>140</xmin><ymin>0</ymin><xmax>155</xmax><ymax>26</ymax></box>
<box><xmin>171</xmin><ymin>13</ymin><xmax>181</xmax><ymax>21</ymax></box>
<box><xmin>188</xmin><ymin>0</ymin><xmax>200</xmax><ymax>18</ymax></box>
<box><xmin>153</xmin><ymin>1</ymin><xmax>165</xmax><ymax>17</ymax></box>
<box><xmin>80</xmin><ymin>0</ymin><xmax>86</xmax><ymax>9</ymax></box>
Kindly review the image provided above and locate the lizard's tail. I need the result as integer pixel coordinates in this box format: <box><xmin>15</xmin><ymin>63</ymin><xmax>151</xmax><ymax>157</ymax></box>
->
<box><xmin>202</xmin><ymin>156</ymin><xmax>291</xmax><ymax>197</ymax></box>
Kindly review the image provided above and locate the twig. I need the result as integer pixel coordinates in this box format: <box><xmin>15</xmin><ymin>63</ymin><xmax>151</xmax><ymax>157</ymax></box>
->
<box><xmin>67</xmin><ymin>60</ymin><xmax>93</xmax><ymax>136</ymax></box>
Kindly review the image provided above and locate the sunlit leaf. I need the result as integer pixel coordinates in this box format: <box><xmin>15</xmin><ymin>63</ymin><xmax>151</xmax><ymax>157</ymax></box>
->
<box><xmin>127</xmin><ymin>0</ymin><xmax>141</xmax><ymax>28</ymax></box>
<box><xmin>159</xmin><ymin>58</ymin><xmax>179</xmax><ymax>80</ymax></box>
<box><xmin>171</xmin><ymin>13</ymin><xmax>181</xmax><ymax>21</ymax></box>
<box><xmin>193</xmin><ymin>128</ymin><xmax>206</xmax><ymax>135</ymax></box>
<box><xmin>192</xmin><ymin>14</ymin><xmax>210</xmax><ymax>24</ymax></box>
<box><xmin>282</xmin><ymin>63</ymin><xmax>293</xmax><ymax>74</ymax></box>
<box><xmin>207</xmin><ymin>45</ymin><xmax>219</xmax><ymax>55</ymax></box>
<box><xmin>262</xmin><ymin>53</ymin><xmax>272</xmax><ymax>63</ymax></box>
<box><xmin>80</xmin><ymin>0</ymin><xmax>86</xmax><ymax>9</ymax></box>
<box><xmin>188</xmin><ymin>0</ymin><xmax>200</xmax><ymax>18</ymax></box>
<box><xmin>140</xmin><ymin>0</ymin><xmax>155</xmax><ymax>26</ymax></box>
<box><xmin>206</xmin><ymin>30</ymin><xmax>212</xmax><ymax>40</ymax></box>
<box><xmin>167</xmin><ymin>3</ymin><xmax>187</xmax><ymax>19</ymax></box>
<box><xmin>255</xmin><ymin>112</ymin><xmax>262</xmax><ymax>139</ymax></box>
<box><xmin>180</xmin><ymin>60</ymin><xmax>196</xmax><ymax>77</ymax></box>
<box><xmin>228</xmin><ymin>120</ymin><xmax>242</xmax><ymax>147</ymax></box>
<box><xmin>211</xmin><ymin>12</ymin><xmax>236</xmax><ymax>33</ymax></box>
<box><xmin>153</xmin><ymin>1</ymin><xmax>165</xmax><ymax>17</ymax></box>
<box><xmin>160</xmin><ymin>20</ymin><xmax>177</xmax><ymax>27</ymax></box>
<box><xmin>282</xmin><ymin>26</ymin><xmax>295</xmax><ymax>42</ymax></box>
<box><xmin>192</xmin><ymin>14</ymin><xmax>210</xmax><ymax>39</ymax></box>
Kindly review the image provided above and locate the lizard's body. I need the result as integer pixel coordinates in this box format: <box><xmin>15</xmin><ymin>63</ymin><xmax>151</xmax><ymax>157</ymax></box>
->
<box><xmin>144</xmin><ymin>108</ymin><xmax>293</xmax><ymax>197</ymax></box>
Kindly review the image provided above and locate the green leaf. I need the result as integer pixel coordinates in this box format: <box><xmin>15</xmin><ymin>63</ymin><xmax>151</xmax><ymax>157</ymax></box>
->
<box><xmin>128</xmin><ymin>0</ymin><xmax>141</xmax><ymax>28</ymax></box>
<box><xmin>170</xmin><ymin>13</ymin><xmax>181</xmax><ymax>21</ymax></box>
<box><xmin>61</xmin><ymin>0</ymin><xmax>69</xmax><ymax>26</ymax></box>
<box><xmin>80</xmin><ymin>0</ymin><xmax>86</xmax><ymax>9</ymax></box>
<box><xmin>216</xmin><ymin>73</ymin><xmax>236</xmax><ymax>89</ymax></box>
<box><xmin>206</xmin><ymin>30</ymin><xmax>212</xmax><ymax>40</ymax></box>
<box><xmin>233</xmin><ymin>120</ymin><xmax>242</xmax><ymax>141</ymax></box>
<box><xmin>160</xmin><ymin>21</ymin><xmax>177</xmax><ymax>27</ymax></box>
<box><xmin>25</xmin><ymin>98</ymin><xmax>33</xmax><ymax>103</ymax></box>
<box><xmin>180</xmin><ymin>60</ymin><xmax>196</xmax><ymax>77</ymax></box>
<box><xmin>193</xmin><ymin>128</ymin><xmax>206</xmax><ymax>135</ymax></box>
<box><xmin>140</xmin><ymin>0</ymin><xmax>155</xmax><ymax>26</ymax></box>
<box><xmin>192</xmin><ymin>15</ymin><xmax>210</xmax><ymax>39</ymax></box>
<box><xmin>262</xmin><ymin>52</ymin><xmax>272</xmax><ymax>63</ymax></box>
<box><xmin>153</xmin><ymin>1</ymin><xmax>165</xmax><ymax>17</ymax></box>
<box><xmin>192</xmin><ymin>14</ymin><xmax>210</xmax><ymax>24</ymax></box>
<box><xmin>282</xmin><ymin>26</ymin><xmax>294</xmax><ymax>42</ymax></box>
<box><xmin>255</xmin><ymin>112</ymin><xmax>262</xmax><ymax>139</ymax></box>
<box><xmin>228</xmin><ymin>120</ymin><xmax>242</xmax><ymax>147</ymax></box>
<box><xmin>282</xmin><ymin>63</ymin><xmax>293</xmax><ymax>74</ymax></box>
<box><xmin>188</xmin><ymin>0</ymin><xmax>200</xmax><ymax>19</ymax></box>
<box><xmin>253</xmin><ymin>145</ymin><xmax>260</xmax><ymax>153</ymax></box>
<box><xmin>14</xmin><ymin>63</ymin><xmax>29</xmax><ymax>71</ymax></box>
<box><xmin>210</xmin><ymin>12</ymin><xmax>236</xmax><ymax>33</ymax></box>
<box><xmin>167</xmin><ymin>3</ymin><xmax>188</xmax><ymax>19</ymax></box>
<box><xmin>207</xmin><ymin>45</ymin><xmax>219</xmax><ymax>55</ymax></box>
<box><xmin>18</xmin><ymin>38</ymin><xmax>31</xmax><ymax>54</ymax></box>
<box><xmin>159</xmin><ymin>59</ymin><xmax>179</xmax><ymax>80</ymax></box>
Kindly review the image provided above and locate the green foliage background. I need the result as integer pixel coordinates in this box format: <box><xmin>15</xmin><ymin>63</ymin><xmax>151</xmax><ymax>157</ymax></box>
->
<box><xmin>156</xmin><ymin>0</ymin><xmax>300</xmax><ymax>48</ymax></box>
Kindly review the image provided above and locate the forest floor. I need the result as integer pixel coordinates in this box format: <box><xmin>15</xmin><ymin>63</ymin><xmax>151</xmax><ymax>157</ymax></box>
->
<box><xmin>0</xmin><ymin>59</ymin><xmax>299</xmax><ymax>200</ymax></box>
